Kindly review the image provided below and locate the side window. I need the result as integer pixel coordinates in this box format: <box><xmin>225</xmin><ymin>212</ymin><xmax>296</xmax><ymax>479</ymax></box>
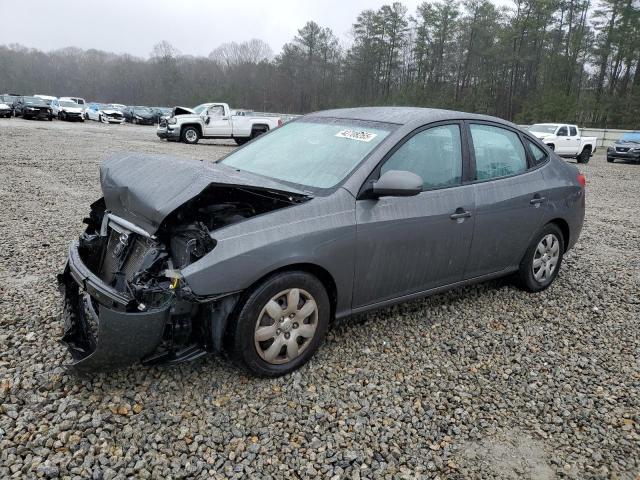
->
<box><xmin>557</xmin><ymin>126</ymin><xmax>568</xmax><ymax>136</ymax></box>
<box><xmin>526</xmin><ymin>139</ymin><xmax>547</xmax><ymax>165</ymax></box>
<box><xmin>470</xmin><ymin>124</ymin><xmax>527</xmax><ymax>180</ymax></box>
<box><xmin>208</xmin><ymin>105</ymin><xmax>224</xmax><ymax>117</ymax></box>
<box><xmin>569</xmin><ymin>126</ymin><xmax>577</xmax><ymax>136</ymax></box>
<box><xmin>380</xmin><ymin>124</ymin><xmax>462</xmax><ymax>190</ymax></box>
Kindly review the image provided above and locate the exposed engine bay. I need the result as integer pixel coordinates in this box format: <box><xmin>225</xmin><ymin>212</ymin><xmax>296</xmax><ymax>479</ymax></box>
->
<box><xmin>78</xmin><ymin>186</ymin><xmax>307</xmax><ymax>305</ymax></box>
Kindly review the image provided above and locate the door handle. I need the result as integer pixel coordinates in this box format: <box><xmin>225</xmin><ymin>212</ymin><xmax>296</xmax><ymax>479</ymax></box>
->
<box><xmin>530</xmin><ymin>196</ymin><xmax>546</xmax><ymax>205</ymax></box>
<box><xmin>450</xmin><ymin>209</ymin><xmax>472</xmax><ymax>220</ymax></box>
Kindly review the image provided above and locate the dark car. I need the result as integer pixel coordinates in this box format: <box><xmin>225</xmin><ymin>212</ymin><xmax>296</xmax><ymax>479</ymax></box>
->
<box><xmin>59</xmin><ymin>107</ymin><xmax>586</xmax><ymax>376</ymax></box>
<box><xmin>12</xmin><ymin>96</ymin><xmax>53</xmax><ymax>120</ymax></box>
<box><xmin>607</xmin><ymin>132</ymin><xmax>640</xmax><ymax>164</ymax></box>
<box><xmin>150</xmin><ymin>107</ymin><xmax>172</xmax><ymax>123</ymax></box>
<box><xmin>123</xmin><ymin>106</ymin><xmax>156</xmax><ymax>125</ymax></box>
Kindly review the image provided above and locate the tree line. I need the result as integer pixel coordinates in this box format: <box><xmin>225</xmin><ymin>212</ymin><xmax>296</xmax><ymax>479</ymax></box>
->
<box><xmin>0</xmin><ymin>0</ymin><xmax>638</xmax><ymax>128</ymax></box>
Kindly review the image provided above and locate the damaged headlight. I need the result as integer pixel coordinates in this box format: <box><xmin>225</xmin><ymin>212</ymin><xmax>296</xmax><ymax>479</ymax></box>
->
<box><xmin>168</xmin><ymin>117</ymin><xmax>177</xmax><ymax>125</ymax></box>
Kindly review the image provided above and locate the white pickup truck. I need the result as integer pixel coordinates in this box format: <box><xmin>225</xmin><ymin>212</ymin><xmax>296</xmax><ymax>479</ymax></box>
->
<box><xmin>157</xmin><ymin>102</ymin><xmax>282</xmax><ymax>145</ymax></box>
<box><xmin>527</xmin><ymin>123</ymin><xmax>597</xmax><ymax>164</ymax></box>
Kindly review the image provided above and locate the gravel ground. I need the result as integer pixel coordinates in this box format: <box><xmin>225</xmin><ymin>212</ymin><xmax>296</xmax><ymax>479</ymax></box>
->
<box><xmin>0</xmin><ymin>118</ymin><xmax>638</xmax><ymax>479</ymax></box>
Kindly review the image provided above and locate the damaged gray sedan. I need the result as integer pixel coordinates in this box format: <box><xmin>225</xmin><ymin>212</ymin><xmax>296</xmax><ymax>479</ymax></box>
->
<box><xmin>59</xmin><ymin>107</ymin><xmax>586</xmax><ymax>376</ymax></box>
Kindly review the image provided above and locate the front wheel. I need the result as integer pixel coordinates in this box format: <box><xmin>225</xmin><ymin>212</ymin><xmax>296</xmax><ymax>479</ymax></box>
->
<box><xmin>517</xmin><ymin>224</ymin><xmax>565</xmax><ymax>293</ymax></box>
<box><xmin>181</xmin><ymin>126</ymin><xmax>200</xmax><ymax>144</ymax></box>
<box><xmin>227</xmin><ymin>271</ymin><xmax>330</xmax><ymax>377</ymax></box>
<box><xmin>606</xmin><ymin>156</ymin><xmax>614</xmax><ymax>163</ymax></box>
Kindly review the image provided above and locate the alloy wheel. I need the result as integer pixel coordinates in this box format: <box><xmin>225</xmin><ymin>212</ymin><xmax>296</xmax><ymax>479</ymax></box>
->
<box><xmin>254</xmin><ymin>288</ymin><xmax>318</xmax><ymax>364</ymax></box>
<box><xmin>532</xmin><ymin>234</ymin><xmax>560</xmax><ymax>282</ymax></box>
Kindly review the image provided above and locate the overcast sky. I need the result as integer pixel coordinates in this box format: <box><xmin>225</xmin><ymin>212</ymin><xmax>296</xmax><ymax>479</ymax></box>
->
<box><xmin>0</xmin><ymin>0</ymin><xmax>515</xmax><ymax>58</ymax></box>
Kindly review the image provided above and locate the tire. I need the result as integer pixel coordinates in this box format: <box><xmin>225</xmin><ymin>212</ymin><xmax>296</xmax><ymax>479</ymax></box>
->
<box><xmin>181</xmin><ymin>126</ymin><xmax>200</xmax><ymax>144</ymax></box>
<box><xmin>98</xmin><ymin>114</ymin><xmax>103</xmax><ymax>123</ymax></box>
<box><xmin>577</xmin><ymin>148</ymin><xmax>591</xmax><ymax>164</ymax></box>
<box><xmin>547</xmin><ymin>144</ymin><xmax>555</xmax><ymax>151</ymax></box>
<box><xmin>517</xmin><ymin>223</ymin><xmax>565</xmax><ymax>293</ymax></box>
<box><xmin>227</xmin><ymin>271</ymin><xmax>330</xmax><ymax>377</ymax></box>
<box><xmin>606</xmin><ymin>156</ymin><xmax>614</xmax><ymax>163</ymax></box>
<box><xmin>234</xmin><ymin>137</ymin><xmax>250</xmax><ymax>146</ymax></box>
<box><xmin>48</xmin><ymin>116</ymin><xmax>53</xmax><ymax>121</ymax></box>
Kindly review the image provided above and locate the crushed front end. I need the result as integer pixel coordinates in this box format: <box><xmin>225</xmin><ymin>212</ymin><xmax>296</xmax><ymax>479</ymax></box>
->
<box><xmin>58</xmin><ymin>198</ymin><xmax>233</xmax><ymax>372</ymax></box>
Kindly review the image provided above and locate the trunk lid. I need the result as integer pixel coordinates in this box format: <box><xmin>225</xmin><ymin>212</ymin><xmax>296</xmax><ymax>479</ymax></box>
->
<box><xmin>100</xmin><ymin>152</ymin><xmax>306</xmax><ymax>234</ymax></box>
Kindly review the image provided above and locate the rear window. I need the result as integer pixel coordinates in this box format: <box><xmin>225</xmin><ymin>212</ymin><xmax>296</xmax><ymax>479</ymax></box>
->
<box><xmin>526</xmin><ymin>140</ymin><xmax>548</xmax><ymax>165</ymax></box>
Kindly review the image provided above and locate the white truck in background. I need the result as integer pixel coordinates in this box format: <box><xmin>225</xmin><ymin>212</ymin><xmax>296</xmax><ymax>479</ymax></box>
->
<box><xmin>157</xmin><ymin>102</ymin><xmax>282</xmax><ymax>145</ymax></box>
<box><xmin>528</xmin><ymin>123</ymin><xmax>597</xmax><ymax>164</ymax></box>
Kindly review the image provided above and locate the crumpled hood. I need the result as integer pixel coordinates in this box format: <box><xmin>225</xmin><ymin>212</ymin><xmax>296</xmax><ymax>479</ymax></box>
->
<box><xmin>173</xmin><ymin>106</ymin><xmax>196</xmax><ymax>116</ymax></box>
<box><xmin>101</xmin><ymin>109</ymin><xmax>122</xmax><ymax>115</ymax></box>
<box><xmin>100</xmin><ymin>152</ymin><xmax>305</xmax><ymax>234</ymax></box>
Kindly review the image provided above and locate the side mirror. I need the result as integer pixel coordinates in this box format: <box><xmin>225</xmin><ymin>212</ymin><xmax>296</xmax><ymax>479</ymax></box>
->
<box><xmin>363</xmin><ymin>170</ymin><xmax>422</xmax><ymax>199</ymax></box>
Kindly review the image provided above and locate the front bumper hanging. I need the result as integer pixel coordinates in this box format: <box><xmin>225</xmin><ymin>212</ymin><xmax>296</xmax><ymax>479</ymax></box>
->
<box><xmin>58</xmin><ymin>242</ymin><xmax>170</xmax><ymax>372</ymax></box>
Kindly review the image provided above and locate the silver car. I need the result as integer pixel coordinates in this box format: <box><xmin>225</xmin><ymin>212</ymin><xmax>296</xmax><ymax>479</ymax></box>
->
<box><xmin>59</xmin><ymin>107</ymin><xmax>586</xmax><ymax>376</ymax></box>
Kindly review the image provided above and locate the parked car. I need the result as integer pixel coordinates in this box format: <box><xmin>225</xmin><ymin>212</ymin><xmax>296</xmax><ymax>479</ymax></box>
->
<box><xmin>123</xmin><ymin>106</ymin><xmax>156</xmax><ymax>125</ymax></box>
<box><xmin>34</xmin><ymin>94</ymin><xmax>57</xmax><ymax>106</ymax></box>
<box><xmin>607</xmin><ymin>132</ymin><xmax>640</xmax><ymax>164</ymax></box>
<box><xmin>59</xmin><ymin>97</ymin><xmax>86</xmax><ymax>107</ymax></box>
<box><xmin>528</xmin><ymin>123</ymin><xmax>597</xmax><ymax>163</ymax></box>
<box><xmin>59</xmin><ymin>107</ymin><xmax>586</xmax><ymax>374</ymax></box>
<box><xmin>0</xmin><ymin>95</ymin><xmax>13</xmax><ymax>117</ymax></box>
<box><xmin>51</xmin><ymin>99</ymin><xmax>85</xmax><ymax>121</ymax></box>
<box><xmin>157</xmin><ymin>102</ymin><xmax>282</xmax><ymax>145</ymax></box>
<box><xmin>12</xmin><ymin>96</ymin><xmax>53</xmax><ymax>120</ymax></box>
<box><xmin>150</xmin><ymin>107</ymin><xmax>172</xmax><ymax>123</ymax></box>
<box><xmin>85</xmin><ymin>103</ymin><xmax>125</xmax><ymax>124</ymax></box>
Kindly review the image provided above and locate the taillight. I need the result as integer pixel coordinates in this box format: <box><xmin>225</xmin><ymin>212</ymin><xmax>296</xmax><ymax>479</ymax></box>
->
<box><xmin>277</xmin><ymin>119</ymin><xmax>283</xmax><ymax>127</ymax></box>
<box><xmin>577</xmin><ymin>173</ymin><xmax>586</xmax><ymax>187</ymax></box>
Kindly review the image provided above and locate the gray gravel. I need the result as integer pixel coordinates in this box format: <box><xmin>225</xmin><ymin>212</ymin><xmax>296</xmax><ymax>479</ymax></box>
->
<box><xmin>1</xmin><ymin>117</ymin><xmax>639</xmax><ymax>479</ymax></box>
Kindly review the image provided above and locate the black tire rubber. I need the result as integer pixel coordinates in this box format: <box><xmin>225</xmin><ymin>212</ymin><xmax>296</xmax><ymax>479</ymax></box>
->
<box><xmin>227</xmin><ymin>271</ymin><xmax>330</xmax><ymax>377</ymax></box>
<box><xmin>577</xmin><ymin>148</ymin><xmax>591</xmax><ymax>164</ymax></box>
<box><xmin>517</xmin><ymin>223</ymin><xmax>565</xmax><ymax>293</ymax></box>
<box><xmin>180</xmin><ymin>126</ymin><xmax>200</xmax><ymax>144</ymax></box>
<box><xmin>234</xmin><ymin>137</ymin><xmax>250</xmax><ymax>145</ymax></box>
<box><xmin>606</xmin><ymin>157</ymin><xmax>614</xmax><ymax>163</ymax></box>
<box><xmin>547</xmin><ymin>144</ymin><xmax>555</xmax><ymax>151</ymax></box>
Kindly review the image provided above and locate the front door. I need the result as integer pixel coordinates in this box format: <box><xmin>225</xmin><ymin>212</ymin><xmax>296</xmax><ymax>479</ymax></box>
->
<box><xmin>463</xmin><ymin>122</ymin><xmax>546</xmax><ymax>278</ymax></box>
<box><xmin>353</xmin><ymin>123</ymin><xmax>475</xmax><ymax>308</ymax></box>
<box><xmin>203</xmin><ymin>105</ymin><xmax>231</xmax><ymax>136</ymax></box>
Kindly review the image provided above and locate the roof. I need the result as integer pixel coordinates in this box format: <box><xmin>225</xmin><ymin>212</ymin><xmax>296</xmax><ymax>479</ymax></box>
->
<box><xmin>308</xmin><ymin>106</ymin><xmax>516</xmax><ymax>127</ymax></box>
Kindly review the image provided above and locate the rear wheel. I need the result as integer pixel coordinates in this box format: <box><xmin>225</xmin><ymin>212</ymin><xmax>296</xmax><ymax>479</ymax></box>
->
<box><xmin>577</xmin><ymin>148</ymin><xmax>591</xmax><ymax>164</ymax></box>
<box><xmin>227</xmin><ymin>271</ymin><xmax>330</xmax><ymax>377</ymax></box>
<box><xmin>517</xmin><ymin>223</ymin><xmax>564</xmax><ymax>292</ymax></box>
<box><xmin>181</xmin><ymin>126</ymin><xmax>200</xmax><ymax>144</ymax></box>
<box><xmin>234</xmin><ymin>137</ymin><xmax>250</xmax><ymax>146</ymax></box>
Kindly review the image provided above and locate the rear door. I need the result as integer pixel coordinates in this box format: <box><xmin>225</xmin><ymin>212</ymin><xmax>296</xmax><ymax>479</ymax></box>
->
<box><xmin>353</xmin><ymin>122</ymin><xmax>475</xmax><ymax>307</ymax></box>
<box><xmin>463</xmin><ymin>122</ymin><xmax>547</xmax><ymax>278</ymax></box>
<box><xmin>554</xmin><ymin>125</ymin><xmax>580</xmax><ymax>155</ymax></box>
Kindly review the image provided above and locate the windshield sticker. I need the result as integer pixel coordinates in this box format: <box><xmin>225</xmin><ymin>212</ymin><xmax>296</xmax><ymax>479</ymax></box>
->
<box><xmin>335</xmin><ymin>129</ymin><xmax>378</xmax><ymax>142</ymax></box>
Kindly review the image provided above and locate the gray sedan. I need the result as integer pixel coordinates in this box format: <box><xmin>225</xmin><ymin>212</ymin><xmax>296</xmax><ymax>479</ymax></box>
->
<box><xmin>59</xmin><ymin>107</ymin><xmax>586</xmax><ymax>376</ymax></box>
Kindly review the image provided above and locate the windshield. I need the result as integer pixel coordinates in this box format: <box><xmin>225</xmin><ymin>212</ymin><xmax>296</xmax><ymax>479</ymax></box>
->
<box><xmin>60</xmin><ymin>101</ymin><xmax>79</xmax><ymax>107</ymax></box>
<box><xmin>193</xmin><ymin>104</ymin><xmax>209</xmax><ymax>114</ymax></box>
<box><xmin>619</xmin><ymin>133</ymin><xmax>640</xmax><ymax>144</ymax></box>
<box><xmin>37</xmin><ymin>97</ymin><xmax>53</xmax><ymax>105</ymax></box>
<box><xmin>528</xmin><ymin>124</ymin><xmax>558</xmax><ymax>134</ymax></box>
<box><xmin>221</xmin><ymin>118</ymin><xmax>393</xmax><ymax>190</ymax></box>
<box><xmin>135</xmin><ymin>107</ymin><xmax>151</xmax><ymax>114</ymax></box>
<box><xmin>24</xmin><ymin>97</ymin><xmax>47</xmax><ymax>106</ymax></box>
